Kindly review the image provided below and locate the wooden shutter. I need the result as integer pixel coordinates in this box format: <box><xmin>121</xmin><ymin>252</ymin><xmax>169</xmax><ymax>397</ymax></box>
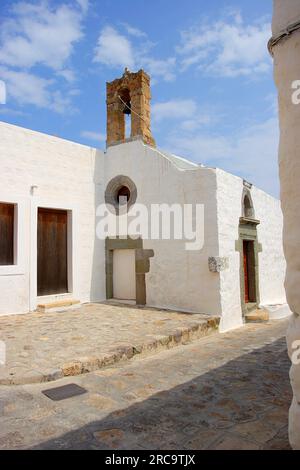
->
<box><xmin>0</xmin><ymin>203</ymin><xmax>14</xmax><ymax>266</ymax></box>
<box><xmin>37</xmin><ymin>208</ymin><xmax>68</xmax><ymax>296</ymax></box>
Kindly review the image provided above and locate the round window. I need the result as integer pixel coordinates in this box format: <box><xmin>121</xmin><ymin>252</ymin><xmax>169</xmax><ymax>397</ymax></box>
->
<box><xmin>116</xmin><ymin>185</ymin><xmax>131</xmax><ymax>205</ymax></box>
<box><xmin>105</xmin><ymin>175</ymin><xmax>137</xmax><ymax>213</ymax></box>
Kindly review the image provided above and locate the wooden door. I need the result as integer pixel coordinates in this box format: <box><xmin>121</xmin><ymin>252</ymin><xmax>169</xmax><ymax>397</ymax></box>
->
<box><xmin>0</xmin><ymin>203</ymin><xmax>14</xmax><ymax>265</ymax></box>
<box><xmin>37</xmin><ymin>208</ymin><xmax>68</xmax><ymax>296</ymax></box>
<box><xmin>243</xmin><ymin>240</ymin><xmax>249</xmax><ymax>303</ymax></box>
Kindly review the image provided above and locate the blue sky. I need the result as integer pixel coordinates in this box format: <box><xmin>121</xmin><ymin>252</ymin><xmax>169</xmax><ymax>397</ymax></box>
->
<box><xmin>0</xmin><ymin>0</ymin><xmax>279</xmax><ymax>196</ymax></box>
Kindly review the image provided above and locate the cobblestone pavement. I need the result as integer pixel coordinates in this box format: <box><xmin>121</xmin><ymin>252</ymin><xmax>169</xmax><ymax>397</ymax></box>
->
<box><xmin>0</xmin><ymin>302</ymin><xmax>219</xmax><ymax>385</ymax></box>
<box><xmin>0</xmin><ymin>319</ymin><xmax>291</xmax><ymax>450</ymax></box>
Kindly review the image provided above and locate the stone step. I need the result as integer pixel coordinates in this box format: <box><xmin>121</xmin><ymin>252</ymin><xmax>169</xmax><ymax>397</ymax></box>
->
<box><xmin>245</xmin><ymin>308</ymin><xmax>269</xmax><ymax>323</ymax></box>
<box><xmin>37</xmin><ymin>299</ymin><xmax>80</xmax><ymax>313</ymax></box>
<box><xmin>0</xmin><ymin>312</ymin><xmax>220</xmax><ymax>385</ymax></box>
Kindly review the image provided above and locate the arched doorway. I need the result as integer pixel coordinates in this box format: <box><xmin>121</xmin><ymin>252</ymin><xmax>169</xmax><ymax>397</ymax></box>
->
<box><xmin>236</xmin><ymin>187</ymin><xmax>262</xmax><ymax>316</ymax></box>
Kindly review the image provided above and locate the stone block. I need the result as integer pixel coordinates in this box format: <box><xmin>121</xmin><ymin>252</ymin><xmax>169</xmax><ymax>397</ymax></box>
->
<box><xmin>208</xmin><ymin>257</ymin><xmax>229</xmax><ymax>272</ymax></box>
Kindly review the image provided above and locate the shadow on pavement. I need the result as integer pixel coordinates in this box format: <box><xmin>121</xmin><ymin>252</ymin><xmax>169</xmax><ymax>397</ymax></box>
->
<box><xmin>30</xmin><ymin>337</ymin><xmax>291</xmax><ymax>450</ymax></box>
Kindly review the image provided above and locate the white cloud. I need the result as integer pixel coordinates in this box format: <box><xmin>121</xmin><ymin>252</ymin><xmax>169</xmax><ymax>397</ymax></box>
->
<box><xmin>177</xmin><ymin>14</ymin><xmax>271</xmax><ymax>77</ymax></box>
<box><xmin>93</xmin><ymin>25</ymin><xmax>176</xmax><ymax>83</ymax></box>
<box><xmin>75</xmin><ymin>0</ymin><xmax>89</xmax><ymax>13</ymax></box>
<box><xmin>143</xmin><ymin>57</ymin><xmax>176</xmax><ymax>82</ymax></box>
<box><xmin>0</xmin><ymin>67</ymin><xmax>76</xmax><ymax>113</ymax></box>
<box><xmin>264</xmin><ymin>92</ymin><xmax>278</xmax><ymax>115</ymax></box>
<box><xmin>56</xmin><ymin>69</ymin><xmax>76</xmax><ymax>83</ymax></box>
<box><xmin>122</xmin><ymin>23</ymin><xmax>147</xmax><ymax>38</ymax></box>
<box><xmin>168</xmin><ymin>133</ymin><xmax>231</xmax><ymax>163</ymax></box>
<box><xmin>0</xmin><ymin>2</ymin><xmax>85</xmax><ymax>70</ymax></box>
<box><xmin>93</xmin><ymin>26</ymin><xmax>135</xmax><ymax>69</ymax></box>
<box><xmin>68</xmin><ymin>88</ymin><xmax>81</xmax><ymax>96</ymax></box>
<box><xmin>180</xmin><ymin>115</ymin><xmax>212</xmax><ymax>131</ymax></box>
<box><xmin>93</xmin><ymin>15</ymin><xmax>270</xmax><ymax>83</ymax></box>
<box><xmin>152</xmin><ymin>99</ymin><xmax>197</xmax><ymax>123</ymax></box>
<box><xmin>152</xmin><ymin>99</ymin><xmax>215</xmax><ymax>132</ymax></box>
<box><xmin>0</xmin><ymin>1</ymin><xmax>87</xmax><ymax>112</ymax></box>
<box><xmin>51</xmin><ymin>90</ymin><xmax>75</xmax><ymax>114</ymax></box>
<box><xmin>0</xmin><ymin>107</ymin><xmax>27</xmax><ymax>117</ymax></box>
<box><xmin>0</xmin><ymin>67</ymin><xmax>53</xmax><ymax>108</ymax></box>
<box><xmin>229</xmin><ymin>117</ymin><xmax>279</xmax><ymax>195</ymax></box>
<box><xmin>80</xmin><ymin>130</ymin><xmax>106</xmax><ymax>142</ymax></box>
<box><xmin>165</xmin><ymin>116</ymin><xmax>279</xmax><ymax>196</ymax></box>
<box><xmin>0</xmin><ymin>80</ymin><xmax>6</xmax><ymax>105</ymax></box>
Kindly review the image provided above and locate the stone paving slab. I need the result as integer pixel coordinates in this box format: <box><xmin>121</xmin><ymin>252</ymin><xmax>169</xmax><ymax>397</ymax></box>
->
<box><xmin>0</xmin><ymin>319</ymin><xmax>291</xmax><ymax>450</ymax></box>
<box><xmin>0</xmin><ymin>302</ymin><xmax>219</xmax><ymax>385</ymax></box>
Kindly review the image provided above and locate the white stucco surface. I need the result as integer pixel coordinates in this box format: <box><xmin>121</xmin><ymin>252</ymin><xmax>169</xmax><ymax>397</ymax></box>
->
<box><xmin>104</xmin><ymin>141</ymin><xmax>221</xmax><ymax>317</ymax></box>
<box><xmin>272</xmin><ymin>0</ymin><xmax>300</xmax><ymax>35</ymax></box>
<box><xmin>253</xmin><ymin>186</ymin><xmax>286</xmax><ymax>305</ymax></box>
<box><xmin>0</xmin><ymin>120</ymin><xmax>287</xmax><ymax>334</ymax></box>
<box><xmin>216</xmin><ymin>170</ymin><xmax>243</xmax><ymax>331</ymax></box>
<box><xmin>0</xmin><ymin>121</ymin><xmax>106</xmax><ymax>315</ymax></box>
<box><xmin>272</xmin><ymin>0</ymin><xmax>300</xmax><ymax>450</ymax></box>
<box><xmin>216</xmin><ymin>169</ymin><xmax>286</xmax><ymax>332</ymax></box>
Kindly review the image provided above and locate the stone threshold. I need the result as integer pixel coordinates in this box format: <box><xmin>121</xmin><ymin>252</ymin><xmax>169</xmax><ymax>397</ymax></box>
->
<box><xmin>0</xmin><ymin>315</ymin><xmax>220</xmax><ymax>386</ymax></box>
<box><xmin>245</xmin><ymin>308</ymin><xmax>270</xmax><ymax>323</ymax></box>
<box><xmin>37</xmin><ymin>299</ymin><xmax>80</xmax><ymax>313</ymax></box>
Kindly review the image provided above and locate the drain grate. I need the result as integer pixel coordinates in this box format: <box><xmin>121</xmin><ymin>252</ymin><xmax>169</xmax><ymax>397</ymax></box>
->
<box><xmin>42</xmin><ymin>383</ymin><xmax>87</xmax><ymax>401</ymax></box>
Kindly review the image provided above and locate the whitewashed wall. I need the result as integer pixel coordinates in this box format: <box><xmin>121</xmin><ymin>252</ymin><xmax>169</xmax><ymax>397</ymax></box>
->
<box><xmin>105</xmin><ymin>140</ymin><xmax>222</xmax><ymax>316</ymax></box>
<box><xmin>0</xmin><ymin>121</ymin><xmax>106</xmax><ymax>315</ymax></box>
<box><xmin>253</xmin><ymin>186</ymin><xmax>286</xmax><ymax>305</ymax></box>
<box><xmin>0</xmin><ymin>122</ymin><xmax>286</xmax><ymax>327</ymax></box>
<box><xmin>272</xmin><ymin>0</ymin><xmax>300</xmax><ymax>449</ymax></box>
<box><xmin>216</xmin><ymin>170</ymin><xmax>244</xmax><ymax>331</ymax></box>
<box><xmin>216</xmin><ymin>168</ymin><xmax>286</xmax><ymax>331</ymax></box>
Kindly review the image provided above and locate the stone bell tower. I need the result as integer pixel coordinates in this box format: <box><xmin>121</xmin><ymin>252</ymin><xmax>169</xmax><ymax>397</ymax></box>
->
<box><xmin>106</xmin><ymin>68</ymin><xmax>155</xmax><ymax>147</ymax></box>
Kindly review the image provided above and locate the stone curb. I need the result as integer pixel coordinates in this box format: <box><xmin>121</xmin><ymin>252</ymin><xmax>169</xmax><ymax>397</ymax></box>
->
<box><xmin>0</xmin><ymin>317</ymin><xmax>220</xmax><ymax>385</ymax></box>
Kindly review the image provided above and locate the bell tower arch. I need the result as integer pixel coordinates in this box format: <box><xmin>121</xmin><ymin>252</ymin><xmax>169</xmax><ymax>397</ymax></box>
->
<box><xmin>106</xmin><ymin>68</ymin><xmax>156</xmax><ymax>147</ymax></box>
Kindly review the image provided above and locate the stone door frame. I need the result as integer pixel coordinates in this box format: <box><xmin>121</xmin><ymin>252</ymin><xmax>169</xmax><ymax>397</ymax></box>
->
<box><xmin>105</xmin><ymin>237</ymin><xmax>154</xmax><ymax>305</ymax></box>
<box><xmin>235</xmin><ymin>217</ymin><xmax>262</xmax><ymax>316</ymax></box>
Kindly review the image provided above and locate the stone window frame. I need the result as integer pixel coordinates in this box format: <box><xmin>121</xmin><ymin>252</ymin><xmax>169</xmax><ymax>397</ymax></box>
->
<box><xmin>235</xmin><ymin>219</ymin><xmax>262</xmax><ymax>316</ymax></box>
<box><xmin>242</xmin><ymin>187</ymin><xmax>255</xmax><ymax>220</ymax></box>
<box><xmin>105</xmin><ymin>175</ymin><xmax>137</xmax><ymax>214</ymax></box>
<box><xmin>0</xmin><ymin>201</ymin><xmax>15</xmax><ymax>266</ymax></box>
<box><xmin>0</xmin><ymin>195</ymin><xmax>25</xmax><ymax>276</ymax></box>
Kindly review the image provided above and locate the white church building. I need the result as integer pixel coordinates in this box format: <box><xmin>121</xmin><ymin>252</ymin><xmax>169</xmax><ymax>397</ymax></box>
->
<box><xmin>0</xmin><ymin>69</ymin><xmax>287</xmax><ymax>331</ymax></box>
